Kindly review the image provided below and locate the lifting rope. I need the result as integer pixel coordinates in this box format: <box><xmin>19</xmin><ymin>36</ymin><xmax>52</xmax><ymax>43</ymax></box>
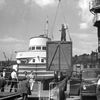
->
<box><xmin>51</xmin><ymin>0</ymin><xmax>72</xmax><ymax>42</ymax></box>
<box><xmin>59</xmin><ymin>1</ymin><xmax>72</xmax><ymax>42</ymax></box>
<box><xmin>51</xmin><ymin>0</ymin><xmax>61</xmax><ymax>40</ymax></box>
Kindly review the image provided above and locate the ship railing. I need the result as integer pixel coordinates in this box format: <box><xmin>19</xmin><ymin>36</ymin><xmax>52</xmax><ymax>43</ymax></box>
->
<box><xmin>0</xmin><ymin>79</ymin><xmax>19</xmax><ymax>92</ymax></box>
<box><xmin>49</xmin><ymin>77</ymin><xmax>68</xmax><ymax>100</ymax></box>
<box><xmin>0</xmin><ymin>79</ymin><xmax>29</xmax><ymax>94</ymax></box>
<box><xmin>49</xmin><ymin>82</ymin><xmax>59</xmax><ymax>100</ymax></box>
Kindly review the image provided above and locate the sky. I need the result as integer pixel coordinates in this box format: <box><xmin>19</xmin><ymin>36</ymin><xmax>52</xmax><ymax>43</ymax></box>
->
<box><xmin>0</xmin><ymin>0</ymin><xmax>98</xmax><ymax>60</ymax></box>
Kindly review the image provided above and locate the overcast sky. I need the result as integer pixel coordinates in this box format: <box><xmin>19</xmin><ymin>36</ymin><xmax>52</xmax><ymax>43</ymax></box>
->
<box><xmin>0</xmin><ymin>0</ymin><xmax>98</xmax><ymax>60</ymax></box>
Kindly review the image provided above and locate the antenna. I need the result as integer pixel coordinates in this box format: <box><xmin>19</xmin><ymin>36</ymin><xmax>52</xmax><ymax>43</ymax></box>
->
<box><xmin>44</xmin><ymin>16</ymin><xmax>49</xmax><ymax>37</ymax></box>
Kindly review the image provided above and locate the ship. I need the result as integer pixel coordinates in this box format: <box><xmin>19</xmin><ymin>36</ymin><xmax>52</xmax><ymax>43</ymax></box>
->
<box><xmin>16</xmin><ymin>35</ymin><xmax>54</xmax><ymax>80</ymax></box>
<box><xmin>0</xmin><ymin>24</ymin><xmax>73</xmax><ymax>100</ymax></box>
<box><xmin>14</xmin><ymin>23</ymin><xmax>72</xmax><ymax>100</ymax></box>
<box><xmin>0</xmin><ymin>0</ymin><xmax>73</xmax><ymax>100</ymax></box>
<box><xmin>1</xmin><ymin>0</ymin><xmax>100</xmax><ymax>100</ymax></box>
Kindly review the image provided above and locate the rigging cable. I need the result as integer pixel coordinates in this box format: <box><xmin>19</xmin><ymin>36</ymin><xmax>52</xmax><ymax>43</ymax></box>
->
<box><xmin>51</xmin><ymin>0</ymin><xmax>61</xmax><ymax>40</ymax></box>
<box><xmin>60</xmin><ymin>0</ymin><xmax>72</xmax><ymax>42</ymax></box>
<box><xmin>44</xmin><ymin>16</ymin><xmax>49</xmax><ymax>37</ymax></box>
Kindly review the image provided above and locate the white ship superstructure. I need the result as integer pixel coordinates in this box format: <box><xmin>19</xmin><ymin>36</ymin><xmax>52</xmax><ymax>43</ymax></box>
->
<box><xmin>16</xmin><ymin>35</ymin><xmax>54</xmax><ymax>79</ymax></box>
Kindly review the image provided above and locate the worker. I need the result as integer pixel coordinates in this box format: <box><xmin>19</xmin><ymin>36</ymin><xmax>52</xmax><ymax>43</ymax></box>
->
<box><xmin>2</xmin><ymin>69</ymin><xmax>6</xmax><ymax>79</ymax></box>
<box><xmin>24</xmin><ymin>71</ymin><xmax>28</xmax><ymax>79</ymax></box>
<box><xmin>60</xmin><ymin>24</ymin><xmax>67</xmax><ymax>41</ymax></box>
<box><xmin>13</xmin><ymin>64</ymin><xmax>18</xmax><ymax>72</ymax></box>
<box><xmin>10</xmin><ymin>69</ymin><xmax>18</xmax><ymax>92</ymax></box>
<box><xmin>22</xmin><ymin>77</ymin><xmax>31</xmax><ymax>99</ymax></box>
<box><xmin>0</xmin><ymin>73</ymin><xmax>6</xmax><ymax>92</ymax></box>
<box><xmin>29</xmin><ymin>71</ymin><xmax>35</xmax><ymax>91</ymax></box>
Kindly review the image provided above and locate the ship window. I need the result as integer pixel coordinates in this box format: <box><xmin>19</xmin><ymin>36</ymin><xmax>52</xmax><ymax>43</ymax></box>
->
<box><xmin>20</xmin><ymin>59</ymin><xmax>28</xmax><ymax>64</ymax></box>
<box><xmin>32</xmin><ymin>47</ymin><xmax>35</xmax><ymax>50</ymax></box>
<box><xmin>33</xmin><ymin>59</ymin><xmax>35</xmax><ymax>62</ymax></box>
<box><xmin>36</xmin><ymin>46</ymin><xmax>41</xmax><ymax>50</ymax></box>
<box><xmin>41</xmin><ymin>59</ymin><xmax>44</xmax><ymax>62</ymax></box>
<box><xmin>76</xmin><ymin>66</ymin><xmax>80</xmax><ymax>68</ymax></box>
<box><xmin>29</xmin><ymin>47</ymin><xmax>31</xmax><ymax>50</ymax></box>
<box><xmin>42</xmin><ymin>46</ymin><xmax>46</xmax><ymax>50</ymax></box>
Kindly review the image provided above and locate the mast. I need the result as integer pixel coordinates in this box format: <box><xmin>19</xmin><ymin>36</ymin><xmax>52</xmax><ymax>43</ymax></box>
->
<box><xmin>44</xmin><ymin>16</ymin><xmax>49</xmax><ymax>37</ymax></box>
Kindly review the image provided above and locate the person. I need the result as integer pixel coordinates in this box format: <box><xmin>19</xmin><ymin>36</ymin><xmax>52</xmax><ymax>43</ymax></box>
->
<box><xmin>60</xmin><ymin>24</ymin><xmax>67</xmax><ymax>41</ymax></box>
<box><xmin>10</xmin><ymin>69</ymin><xmax>18</xmax><ymax>92</ymax></box>
<box><xmin>0</xmin><ymin>73</ymin><xmax>6</xmax><ymax>92</ymax></box>
<box><xmin>29</xmin><ymin>71</ymin><xmax>35</xmax><ymax>91</ymax></box>
<box><xmin>24</xmin><ymin>71</ymin><xmax>28</xmax><ymax>79</ymax></box>
<box><xmin>2</xmin><ymin>69</ymin><xmax>6</xmax><ymax>79</ymax></box>
<box><xmin>23</xmin><ymin>77</ymin><xmax>31</xmax><ymax>98</ymax></box>
<box><xmin>13</xmin><ymin>64</ymin><xmax>18</xmax><ymax>72</ymax></box>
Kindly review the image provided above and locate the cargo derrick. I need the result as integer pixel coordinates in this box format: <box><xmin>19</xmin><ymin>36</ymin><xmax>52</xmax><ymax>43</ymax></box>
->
<box><xmin>46</xmin><ymin>24</ymin><xmax>73</xmax><ymax>100</ymax></box>
<box><xmin>90</xmin><ymin>0</ymin><xmax>100</xmax><ymax>67</ymax></box>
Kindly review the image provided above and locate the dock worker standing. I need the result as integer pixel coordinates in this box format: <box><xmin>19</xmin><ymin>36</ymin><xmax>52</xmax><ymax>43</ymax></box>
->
<box><xmin>10</xmin><ymin>69</ymin><xmax>18</xmax><ymax>92</ymax></box>
<box><xmin>0</xmin><ymin>73</ymin><xmax>6</xmax><ymax>92</ymax></box>
<box><xmin>60</xmin><ymin>24</ymin><xmax>67</xmax><ymax>41</ymax></box>
<box><xmin>29</xmin><ymin>71</ymin><xmax>35</xmax><ymax>91</ymax></box>
<box><xmin>24</xmin><ymin>71</ymin><xmax>28</xmax><ymax>79</ymax></box>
